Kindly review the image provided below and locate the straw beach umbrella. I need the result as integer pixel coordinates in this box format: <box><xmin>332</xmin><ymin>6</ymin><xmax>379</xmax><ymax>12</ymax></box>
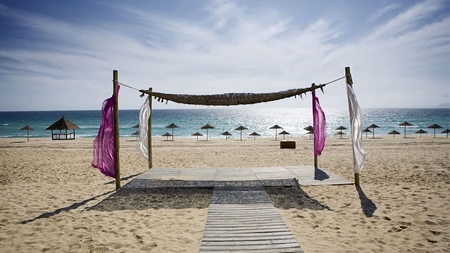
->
<box><xmin>162</xmin><ymin>132</ymin><xmax>172</xmax><ymax>141</ymax></box>
<box><xmin>249</xmin><ymin>132</ymin><xmax>260</xmax><ymax>140</ymax></box>
<box><xmin>165</xmin><ymin>123</ymin><xmax>179</xmax><ymax>141</ymax></box>
<box><xmin>398</xmin><ymin>121</ymin><xmax>413</xmax><ymax>138</ymax></box>
<box><xmin>132</xmin><ymin>130</ymin><xmax>139</xmax><ymax>140</ymax></box>
<box><xmin>201</xmin><ymin>124</ymin><xmax>214</xmax><ymax>141</ymax></box>
<box><xmin>336</xmin><ymin>130</ymin><xmax>345</xmax><ymax>139</ymax></box>
<box><xmin>191</xmin><ymin>132</ymin><xmax>203</xmax><ymax>141</ymax></box>
<box><xmin>278</xmin><ymin>130</ymin><xmax>290</xmax><ymax>140</ymax></box>
<box><xmin>362</xmin><ymin>128</ymin><xmax>372</xmax><ymax>138</ymax></box>
<box><xmin>20</xmin><ymin>125</ymin><xmax>34</xmax><ymax>142</ymax></box>
<box><xmin>220</xmin><ymin>131</ymin><xmax>232</xmax><ymax>140</ymax></box>
<box><xmin>367</xmin><ymin>124</ymin><xmax>380</xmax><ymax>138</ymax></box>
<box><xmin>235</xmin><ymin>125</ymin><xmax>248</xmax><ymax>141</ymax></box>
<box><xmin>133</xmin><ymin>123</ymin><xmax>139</xmax><ymax>128</ymax></box>
<box><xmin>304</xmin><ymin>126</ymin><xmax>313</xmax><ymax>139</ymax></box>
<box><xmin>269</xmin><ymin>125</ymin><xmax>283</xmax><ymax>140</ymax></box>
<box><xmin>441</xmin><ymin>129</ymin><xmax>450</xmax><ymax>138</ymax></box>
<box><xmin>427</xmin><ymin>124</ymin><xmax>442</xmax><ymax>138</ymax></box>
<box><xmin>388</xmin><ymin>130</ymin><xmax>401</xmax><ymax>138</ymax></box>
<box><xmin>415</xmin><ymin>129</ymin><xmax>427</xmax><ymax>138</ymax></box>
<box><xmin>335</xmin><ymin>126</ymin><xmax>347</xmax><ymax>139</ymax></box>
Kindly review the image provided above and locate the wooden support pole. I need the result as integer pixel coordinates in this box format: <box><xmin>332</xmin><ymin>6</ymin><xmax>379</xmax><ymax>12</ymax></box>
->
<box><xmin>345</xmin><ymin>66</ymin><xmax>360</xmax><ymax>186</ymax></box>
<box><xmin>113</xmin><ymin>70</ymin><xmax>121</xmax><ymax>190</ymax></box>
<box><xmin>312</xmin><ymin>83</ymin><xmax>318</xmax><ymax>169</ymax></box>
<box><xmin>148</xmin><ymin>87</ymin><xmax>153</xmax><ymax>169</ymax></box>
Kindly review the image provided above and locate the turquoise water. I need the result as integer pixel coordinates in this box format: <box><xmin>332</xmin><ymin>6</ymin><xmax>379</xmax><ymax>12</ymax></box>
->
<box><xmin>0</xmin><ymin>108</ymin><xmax>449</xmax><ymax>139</ymax></box>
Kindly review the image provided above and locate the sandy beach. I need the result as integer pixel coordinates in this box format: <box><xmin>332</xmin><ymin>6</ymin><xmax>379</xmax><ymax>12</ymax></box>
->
<box><xmin>0</xmin><ymin>135</ymin><xmax>448</xmax><ymax>252</ymax></box>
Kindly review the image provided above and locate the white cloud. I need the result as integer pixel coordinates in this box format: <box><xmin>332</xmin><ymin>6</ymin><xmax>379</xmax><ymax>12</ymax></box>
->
<box><xmin>369</xmin><ymin>4</ymin><xmax>400</xmax><ymax>22</ymax></box>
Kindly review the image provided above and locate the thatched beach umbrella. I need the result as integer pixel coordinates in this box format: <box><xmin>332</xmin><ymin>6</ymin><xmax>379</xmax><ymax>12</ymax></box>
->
<box><xmin>162</xmin><ymin>132</ymin><xmax>172</xmax><ymax>141</ymax></box>
<box><xmin>398</xmin><ymin>121</ymin><xmax>413</xmax><ymax>138</ymax></box>
<box><xmin>221</xmin><ymin>131</ymin><xmax>232</xmax><ymax>140</ymax></box>
<box><xmin>441</xmin><ymin>129</ymin><xmax>450</xmax><ymax>138</ymax></box>
<box><xmin>132</xmin><ymin>130</ymin><xmax>139</xmax><ymax>140</ymax></box>
<box><xmin>235</xmin><ymin>125</ymin><xmax>248</xmax><ymax>141</ymax></box>
<box><xmin>415</xmin><ymin>129</ymin><xmax>427</xmax><ymax>138</ymax></box>
<box><xmin>201</xmin><ymin>124</ymin><xmax>214</xmax><ymax>141</ymax></box>
<box><xmin>269</xmin><ymin>125</ymin><xmax>283</xmax><ymax>140</ymax></box>
<box><xmin>46</xmin><ymin>116</ymin><xmax>80</xmax><ymax>140</ymax></box>
<box><xmin>335</xmin><ymin>126</ymin><xmax>347</xmax><ymax>139</ymax></box>
<box><xmin>336</xmin><ymin>130</ymin><xmax>345</xmax><ymax>139</ymax></box>
<box><xmin>388</xmin><ymin>130</ymin><xmax>400</xmax><ymax>138</ymax></box>
<box><xmin>362</xmin><ymin>128</ymin><xmax>372</xmax><ymax>138</ymax></box>
<box><xmin>20</xmin><ymin>125</ymin><xmax>34</xmax><ymax>142</ymax></box>
<box><xmin>133</xmin><ymin>123</ymin><xmax>139</xmax><ymax>128</ymax></box>
<box><xmin>304</xmin><ymin>126</ymin><xmax>313</xmax><ymax>139</ymax></box>
<box><xmin>278</xmin><ymin>130</ymin><xmax>290</xmax><ymax>140</ymax></box>
<box><xmin>367</xmin><ymin>124</ymin><xmax>380</xmax><ymax>138</ymax></box>
<box><xmin>427</xmin><ymin>124</ymin><xmax>442</xmax><ymax>138</ymax></box>
<box><xmin>165</xmin><ymin>123</ymin><xmax>179</xmax><ymax>141</ymax></box>
<box><xmin>249</xmin><ymin>131</ymin><xmax>260</xmax><ymax>140</ymax></box>
<box><xmin>191</xmin><ymin>132</ymin><xmax>203</xmax><ymax>141</ymax></box>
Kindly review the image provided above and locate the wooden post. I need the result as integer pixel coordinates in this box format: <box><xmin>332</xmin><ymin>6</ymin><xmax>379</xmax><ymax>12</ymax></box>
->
<box><xmin>113</xmin><ymin>70</ymin><xmax>121</xmax><ymax>190</ymax></box>
<box><xmin>148</xmin><ymin>87</ymin><xmax>153</xmax><ymax>169</ymax></box>
<box><xmin>345</xmin><ymin>67</ymin><xmax>360</xmax><ymax>186</ymax></box>
<box><xmin>312</xmin><ymin>83</ymin><xmax>318</xmax><ymax>169</ymax></box>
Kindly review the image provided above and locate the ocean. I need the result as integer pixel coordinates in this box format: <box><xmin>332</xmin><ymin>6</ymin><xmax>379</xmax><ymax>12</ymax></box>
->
<box><xmin>0</xmin><ymin>108</ymin><xmax>449</xmax><ymax>139</ymax></box>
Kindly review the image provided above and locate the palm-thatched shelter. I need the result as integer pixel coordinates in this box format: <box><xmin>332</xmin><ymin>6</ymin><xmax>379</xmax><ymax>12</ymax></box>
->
<box><xmin>46</xmin><ymin>117</ymin><xmax>80</xmax><ymax>140</ymax></box>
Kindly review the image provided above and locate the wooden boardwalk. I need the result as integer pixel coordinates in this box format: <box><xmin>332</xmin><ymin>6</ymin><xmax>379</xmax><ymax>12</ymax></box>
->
<box><xmin>121</xmin><ymin>166</ymin><xmax>352</xmax><ymax>252</ymax></box>
<box><xmin>199</xmin><ymin>186</ymin><xmax>304</xmax><ymax>253</ymax></box>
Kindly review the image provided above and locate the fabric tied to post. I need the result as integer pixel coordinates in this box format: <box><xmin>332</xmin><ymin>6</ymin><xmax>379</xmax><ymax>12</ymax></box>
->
<box><xmin>346</xmin><ymin>83</ymin><xmax>367</xmax><ymax>173</ymax></box>
<box><xmin>92</xmin><ymin>86</ymin><xmax>120</xmax><ymax>178</ymax></box>
<box><xmin>313</xmin><ymin>92</ymin><xmax>326</xmax><ymax>156</ymax></box>
<box><xmin>138</xmin><ymin>97</ymin><xmax>151</xmax><ymax>160</ymax></box>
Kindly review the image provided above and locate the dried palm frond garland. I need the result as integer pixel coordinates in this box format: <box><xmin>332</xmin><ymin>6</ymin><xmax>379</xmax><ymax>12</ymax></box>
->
<box><xmin>139</xmin><ymin>83</ymin><xmax>327</xmax><ymax>106</ymax></box>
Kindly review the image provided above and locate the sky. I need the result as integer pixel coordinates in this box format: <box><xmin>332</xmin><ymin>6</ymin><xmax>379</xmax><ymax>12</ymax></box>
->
<box><xmin>0</xmin><ymin>0</ymin><xmax>449</xmax><ymax>111</ymax></box>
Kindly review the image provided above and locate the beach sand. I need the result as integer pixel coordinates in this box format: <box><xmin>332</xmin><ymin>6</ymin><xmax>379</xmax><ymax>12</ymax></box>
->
<box><xmin>0</xmin><ymin>135</ymin><xmax>448</xmax><ymax>252</ymax></box>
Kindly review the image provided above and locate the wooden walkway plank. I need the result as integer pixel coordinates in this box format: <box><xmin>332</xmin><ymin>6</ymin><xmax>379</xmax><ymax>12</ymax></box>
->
<box><xmin>199</xmin><ymin>188</ymin><xmax>304</xmax><ymax>253</ymax></box>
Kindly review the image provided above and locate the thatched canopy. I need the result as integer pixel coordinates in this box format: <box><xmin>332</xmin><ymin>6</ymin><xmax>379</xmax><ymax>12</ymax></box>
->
<box><xmin>221</xmin><ymin>131</ymin><xmax>232</xmax><ymax>140</ymax></box>
<box><xmin>46</xmin><ymin>117</ymin><xmax>79</xmax><ymax>140</ymax></box>
<box><xmin>427</xmin><ymin>124</ymin><xmax>442</xmax><ymax>138</ymax></box>
<box><xmin>388</xmin><ymin>130</ymin><xmax>401</xmax><ymax>138</ymax></box>
<box><xmin>191</xmin><ymin>132</ymin><xmax>203</xmax><ymax>141</ymax></box>
<box><xmin>278</xmin><ymin>130</ymin><xmax>290</xmax><ymax>140</ymax></box>
<box><xmin>415</xmin><ymin>129</ymin><xmax>427</xmax><ymax>137</ymax></box>
<box><xmin>46</xmin><ymin>117</ymin><xmax>80</xmax><ymax>130</ymax></box>
<box><xmin>269</xmin><ymin>125</ymin><xmax>283</xmax><ymax>140</ymax></box>
<box><xmin>249</xmin><ymin>132</ymin><xmax>260</xmax><ymax>140</ymax></box>
<box><xmin>20</xmin><ymin>125</ymin><xmax>34</xmax><ymax>142</ymax></box>
<box><xmin>140</xmin><ymin>84</ymin><xmax>327</xmax><ymax>106</ymax></box>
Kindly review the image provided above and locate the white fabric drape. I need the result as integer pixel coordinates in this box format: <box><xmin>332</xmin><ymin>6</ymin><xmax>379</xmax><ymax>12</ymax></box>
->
<box><xmin>346</xmin><ymin>83</ymin><xmax>367</xmax><ymax>173</ymax></box>
<box><xmin>138</xmin><ymin>97</ymin><xmax>151</xmax><ymax>160</ymax></box>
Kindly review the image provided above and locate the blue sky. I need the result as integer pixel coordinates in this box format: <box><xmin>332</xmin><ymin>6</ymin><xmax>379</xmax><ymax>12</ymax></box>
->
<box><xmin>0</xmin><ymin>0</ymin><xmax>448</xmax><ymax>111</ymax></box>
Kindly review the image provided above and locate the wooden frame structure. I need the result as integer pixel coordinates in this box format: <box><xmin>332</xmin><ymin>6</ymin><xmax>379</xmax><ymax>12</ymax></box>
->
<box><xmin>111</xmin><ymin>67</ymin><xmax>361</xmax><ymax>188</ymax></box>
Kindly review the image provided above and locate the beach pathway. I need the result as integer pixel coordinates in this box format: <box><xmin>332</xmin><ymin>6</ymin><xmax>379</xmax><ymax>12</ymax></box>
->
<box><xmin>199</xmin><ymin>184</ymin><xmax>304</xmax><ymax>252</ymax></box>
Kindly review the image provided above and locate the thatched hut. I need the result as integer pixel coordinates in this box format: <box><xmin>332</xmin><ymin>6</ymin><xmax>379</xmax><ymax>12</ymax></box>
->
<box><xmin>46</xmin><ymin>116</ymin><xmax>80</xmax><ymax>140</ymax></box>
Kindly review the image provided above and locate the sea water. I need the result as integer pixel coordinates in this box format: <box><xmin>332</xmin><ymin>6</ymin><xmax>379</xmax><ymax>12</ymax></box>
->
<box><xmin>0</xmin><ymin>108</ymin><xmax>449</xmax><ymax>139</ymax></box>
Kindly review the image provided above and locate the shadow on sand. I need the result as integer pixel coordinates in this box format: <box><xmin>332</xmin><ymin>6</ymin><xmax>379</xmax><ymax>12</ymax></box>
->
<box><xmin>356</xmin><ymin>185</ymin><xmax>377</xmax><ymax>217</ymax></box>
<box><xmin>90</xmin><ymin>179</ymin><xmax>330</xmax><ymax>211</ymax></box>
<box><xmin>314</xmin><ymin>167</ymin><xmax>330</xmax><ymax>181</ymax></box>
<box><xmin>104</xmin><ymin>173</ymin><xmax>141</xmax><ymax>185</ymax></box>
<box><xmin>21</xmin><ymin>190</ymin><xmax>115</xmax><ymax>224</ymax></box>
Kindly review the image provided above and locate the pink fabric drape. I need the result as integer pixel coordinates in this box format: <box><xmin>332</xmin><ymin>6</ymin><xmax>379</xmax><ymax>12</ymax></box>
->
<box><xmin>92</xmin><ymin>86</ymin><xmax>119</xmax><ymax>178</ymax></box>
<box><xmin>313</xmin><ymin>92</ymin><xmax>326</xmax><ymax>156</ymax></box>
